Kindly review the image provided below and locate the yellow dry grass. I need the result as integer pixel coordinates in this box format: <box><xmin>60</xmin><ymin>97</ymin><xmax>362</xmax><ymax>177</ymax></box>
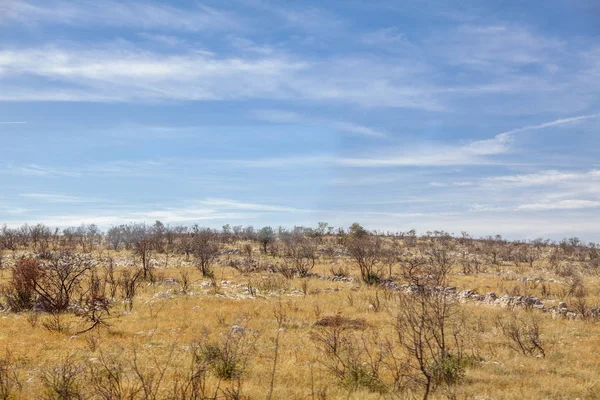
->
<box><xmin>0</xmin><ymin>246</ymin><xmax>599</xmax><ymax>399</ymax></box>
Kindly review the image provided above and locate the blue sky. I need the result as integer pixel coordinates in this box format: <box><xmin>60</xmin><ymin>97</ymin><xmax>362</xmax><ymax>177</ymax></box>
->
<box><xmin>1</xmin><ymin>0</ymin><xmax>599</xmax><ymax>240</ymax></box>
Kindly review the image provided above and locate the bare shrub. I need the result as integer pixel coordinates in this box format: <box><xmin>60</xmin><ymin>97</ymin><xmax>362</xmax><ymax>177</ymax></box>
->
<box><xmin>41</xmin><ymin>356</ymin><xmax>84</xmax><ymax>400</ymax></box>
<box><xmin>171</xmin><ymin>343</ymin><xmax>210</xmax><ymax>400</ymax></box>
<box><xmin>249</xmin><ymin>275</ymin><xmax>289</xmax><ymax>294</ymax></box>
<box><xmin>119</xmin><ymin>268</ymin><xmax>143</xmax><ymax>312</ymax></box>
<box><xmin>346</xmin><ymin>235</ymin><xmax>384</xmax><ymax>285</ymax></box>
<box><xmin>498</xmin><ymin>312</ymin><xmax>546</xmax><ymax>358</ymax></box>
<box><xmin>0</xmin><ymin>351</ymin><xmax>21</xmax><ymax>399</ymax></box>
<box><xmin>311</xmin><ymin>318</ymin><xmax>387</xmax><ymax>393</ymax></box>
<box><xmin>103</xmin><ymin>258</ymin><xmax>118</xmax><ymax>300</ymax></box>
<box><xmin>2</xmin><ymin>257</ymin><xmax>40</xmax><ymax>312</ymax></box>
<box><xmin>178</xmin><ymin>270</ymin><xmax>191</xmax><ymax>294</ymax></box>
<box><xmin>283</xmin><ymin>234</ymin><xmax>317</xmax><ymax>277</ymax></box>
<box><xmin>33</xmin><ymin>252</ymin><xmax>94</xmax><ymax>313</ymax></box>
<box><xmin>131</xmin><ymin>346</ymin><xmax>176</xmax><ymax>400</ymax></box>
<box><xmin>87</xmin><ymin>350</ymin><xmax>141</xmax><ymax>400</ymax></box>
<box><xmin>394</xmin><ymin>271</ymin><xmax>467</xmax><ymax>399</ymax></box>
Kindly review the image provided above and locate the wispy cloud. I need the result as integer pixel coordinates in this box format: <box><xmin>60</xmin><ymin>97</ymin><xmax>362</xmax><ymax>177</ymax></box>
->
<box><xmin>6</xmin><ymin>164</ymin><xmax>80</xmax><ymax>177</ymax></box>
<box><xmin>334</xmin><ymin>132</ymin><xmax>511</xmax><ymax>167</ymax></box>
<box><xmin>0</xmin><ymin>121</ymin><xmax>26</xmax><ymax>124</ymax></box>
<box><xmin>21</xmin><ymin>193</ymin><xmax>91</xmax><ymax>203</ymax></box>
<box><xmin>253</xmin><ymin>109</ymin><xmax>388</xmax><ymax>138</ymax></box>
<box><xmin>333</xmin><ymin>113</ymin><xmax>597</xmax><ymax>167</ymax></box>
<box><xmin>0</xmin><ymin>46</ymin><xmax>442</xmax><ymax>109</ymax></box>
<box><xmin>517</xmin><ymin>199</ymin><xmax>600</xmax><ymax>211</ymax></box>
<box><xmin>496</xmin><ymin>114</ymin><xmax>600</xmax><ymax>136</ymax></box>
<box><xmin>486</xmin><ymin>169</ymin><xmax>600</xmax><ymax>187</ymax></box>
<box><xmin>0</xmin><ymin>0</ymin><xmax>241</xmax><ymax>32</ymax></box>
<box><xmin>200</xmin><ymin>198</ymin><xmax>307</xmax><ymax>213</ymax></box>
<box><xmin>1</xmin><ymin>197</ymin><xmax>308</xmax><ymax>228</ymax></box>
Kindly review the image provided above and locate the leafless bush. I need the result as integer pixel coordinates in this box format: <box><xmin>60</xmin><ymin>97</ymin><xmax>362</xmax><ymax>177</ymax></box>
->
<box><xmin>346</xmin><ymin>235</ymin><xmax>384</xmax><ymax>285</ymax></box>
<box><xmin>283</xmin><ymin>234</ymin><xmax>317</xmax><ymax>277</ymax></box>
<box><xmin>2</xmin><ymin>257</ymin><xmax>40</xmax><ymax>312</ymax></box>
<box><xmin>329</xmin><ymin>265</ymin><xmax>349</xmax><ymax>279</ymax></box>
<box><xmin>311</xmin><ymin>317</ymin><xmax>388</xmax><ymax>393</ymax></box>
<box><xmin>194</xmin><ymin>325</ymin><xmax>258</xmax><ymax>398</ymax></box>
<box><xmin>131</xmin><ymin>346</ymin><xmax>176</xmax><ymax>400</ymax></box>
<box><xmin>249</xmin><ymin>275</ymin><xmax>289</xmax><ymax>294</ymax></box>
<box><xmin>498</xmin><ymin>312</ymin><xmax>546</xmax><ymax>358</ymax></box>
<box><xmin>72</xmin><ymin>270</ymin><xmax>111</xmax><ymax>334</ymax></box>
<box><xmin>179</xmin><ymin>270</ymin><xmax>191</xmax><ymax>294</ymax></box>
<box><xmin>42</xmin><ymin>312</ymin><xmax>70</xmax><ymax>333</ymax></box>
<box><xmin>87</xmin><ymin>350</ymin><xmax>141</xmax><ymax>400</ymax></box>
<box><xmin>274</xmin><ymin>263</ymin><xmax>295</xmax><ymax>279</ymax></box>
<box><xmin>0</xmin><ymin>351</ymin><xmax>21</xmax><ymax>399</ymax></box>
<box><xmin>119</xmin><ymin>268</ymin><xmax>143</xmax><ymax>312</ymax></box>
<box><xmin>33</xmin><ymin>252</ymin><xmax>94</xmax><ymax>313</ymax></box>
<box><xmin>394</xmin><ymin>273</ymin><xmax>467</xmax><ymax>399</ymax></box>
<box><xmin>41</xmin><ymin>355</ymin><xmax>85</xmax><ymax>400</ymax></box>
<box><xmin>171</xmin><ymin>343</ymin><xmax>210</xmax><ymax>400</ymax></box>
<box><xmin>103</xmin><ymin>258</ymin><xmax>118</xmax><ymax>299</ymax></box>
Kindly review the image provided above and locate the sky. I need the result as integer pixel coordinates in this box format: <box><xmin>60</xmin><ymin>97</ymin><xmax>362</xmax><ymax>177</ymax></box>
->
<box><xmin>0</xmin><ymin>0</ymin><xmax>599</xmax><ymax>241</ymax></box>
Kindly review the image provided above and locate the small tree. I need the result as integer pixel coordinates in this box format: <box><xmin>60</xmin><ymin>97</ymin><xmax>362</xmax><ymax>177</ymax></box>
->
<box><xmin>257</xmin><ymin>226</ymin><xmax>276</xmax><ymax>254</ymax></box>
<box><xmin>192</xmin><ymin>227</ymin><xmax>220</xmax><ymax>278</ymax></box>
<box><xmin>33</xmin><ymin>252</ymin><xmax>94</xmax><ymax>313</ymax></box>
<box><xmin>126</xmin><ymin>224</ymin><xmax>154</xmax><ymax>280</ymax></box>
<box><xmin>346</xmin><ymin>235</ymin><xmax>383</xmax><ymax>285</ymax></box>
<box><xmin>283</xmin><ymin>234</ymin><xmax>317</xmax><ymax>277</ymax></box>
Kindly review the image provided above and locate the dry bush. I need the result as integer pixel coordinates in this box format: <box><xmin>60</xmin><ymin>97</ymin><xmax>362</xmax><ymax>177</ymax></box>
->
<box><xmin>311</xmin><ymin>315</ymin><xmax>389</xmax><ymax>393</ymax></box>
<box><xmin>33</xmin><ymin>252</ymin><xmax>94</xmax><ymax>313</ymax></box>
<box><xmin>178</xmin><ymin>270</ymin><xmax>191</xmax><ymax>294</ymax></box>
<box><xmin>0</xmin><ymin>351</ymin><xmax>21</xmax><ymax>399</ymax></box>
<box><xmin>87</xmin><ymin>350</ymin><xmax>141</xmax><ymax>400</ymax></box>
<box><xmin>41</xmin><ymin>355</ymin><xmax>85</xmax><ymax>400</ymax></box>
<box><xmin>248</xmin><ymin>275</ymin><xmax>289</xmax><ymax>294</ymax></box>
<box><xmin>2</xmin><ymin>257</ymin><xmax>40</xmax><ymax>312</ymax></box>
<box><xmin>119</xmin><ymin>268</ymin><xmax>143</xmax><ymax>312</ymax></box>
<box><xmin>283</xmin><ymin>234</ymin><xmax>317</xmax><ymax>277</ymax></box>
<box><xmin>497</xmin><ymin>312</ymin><xmax>546</xmax><ymax>358</ymax></box>
<box><xmin>314</xmin><ymin>314</ymin><xmax>368</xmax><ymax>330</ymax></box>
<box><xmin>346</xmin><ymin>235</ymin><xmax>384</xmax><ymax>285</ymax></box>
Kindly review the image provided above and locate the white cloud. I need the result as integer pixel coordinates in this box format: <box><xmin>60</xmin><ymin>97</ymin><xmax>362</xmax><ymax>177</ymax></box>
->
<box><xmin>253</xmin><ymin>109</ymin><xmax>387</xmax><ymax>138</ymax></box>
<box><xmin>5</xmin><ymin>164</ymin><xmax>81</xmax><ymax>177</ymax></box>
<box><xmin>361</xmin><ymin>28</ymin><xmax>409</xmax><ymax>47</ymax></box>
<box><xmin>0</xmin><ymin>45</ymin><xmax>445</xmax><ymax>109</ymax></box>
<box><xmin>20</xmin><ymin>193</ymin><xmax>87</xmax><ymax>203</ymax></box>
<box><xmin>199</xmin><ymin>198</ymin><xmax>306</xmax><ymax>213</ymax></box>
<box><xmin>487</xmin><ymin>169</ymin><xmax>600</xmax><ymax>187</ymax></box>
<box><xmin>0</xmin><ymin>0</ymin><xmax>240</xmax><ymax>32</ymax></box>
<box><xmin>496</xmin><ymin>114</ymin><xmax>600</xmax><ymax>137</ymax></box>
<box><xmin>332</xmin><ymin>113</ymin><xmax>597</xmax><ymax>167</ymax></box>
<box><xmin>517</xmin><ymin>199</ymin><xmax>600</xmax><ymax>211</ymax></box>
<box><xmin>0</xmin><ymin>121</ymin><xmax>26</xmax><ymax>124</ymax></box>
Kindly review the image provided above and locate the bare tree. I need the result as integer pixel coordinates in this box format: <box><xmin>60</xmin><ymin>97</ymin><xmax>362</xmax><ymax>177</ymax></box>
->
<box><xmin>346</xmin><ymin>234</ymin><xmax>384</xmax><ymax>285</ymax></box>
<box><xmin>192</xmin><ymin>227</ymin><xmax>220</xmax><ymax>278</ymax></box>
<box><xmin>0</xmin><ymin>225</ymin><xmax>19</xmax><ymax>252</ymax></box>
<box><xmin>32</xmin><ymin>252</ymin><xmax>94</xmax><ymax>313</ymax></box>
<box><xmin>126</xmin><ymin>224</ymin><xmax>154</xmax><ymax>280</ymax></box>
<box><xmin>283</xmin><ymin>232</ymin><xmax>317</xmax><ymax>277</ymax></box>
